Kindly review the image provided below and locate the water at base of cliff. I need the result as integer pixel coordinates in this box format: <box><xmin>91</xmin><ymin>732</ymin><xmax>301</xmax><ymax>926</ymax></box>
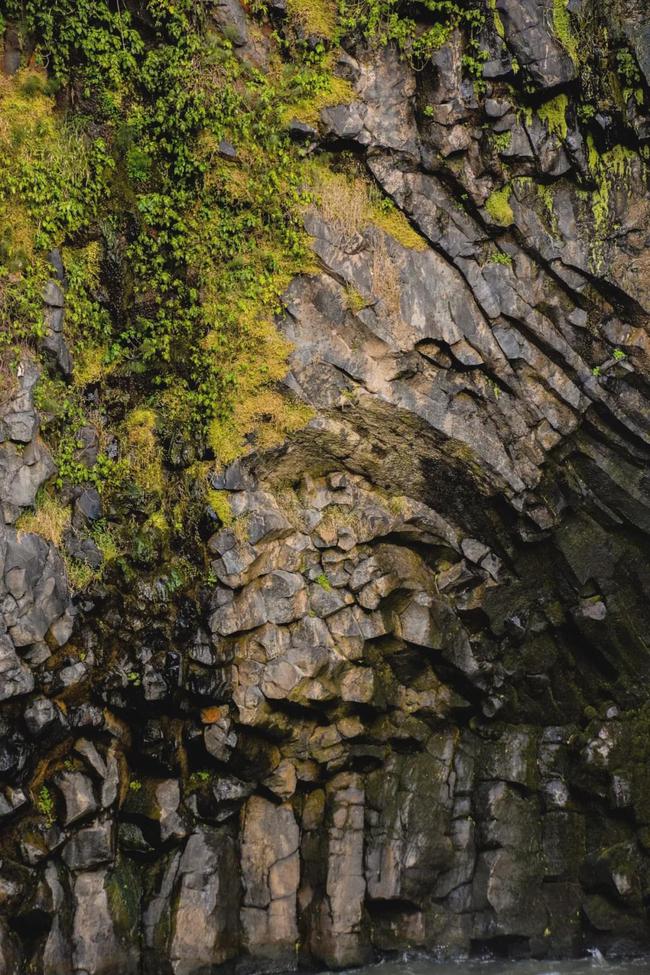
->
<box><xmin>324</xmin><ymin>953</ymin><xmax>650</xmax><ymax>975</ymax></box>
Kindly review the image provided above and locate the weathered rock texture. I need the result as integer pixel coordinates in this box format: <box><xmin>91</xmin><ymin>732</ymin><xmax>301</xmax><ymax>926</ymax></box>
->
<box><xmin>1</xmin><ymin>0</ymin><xmax>650</xmax><ymax>972</ymax></box>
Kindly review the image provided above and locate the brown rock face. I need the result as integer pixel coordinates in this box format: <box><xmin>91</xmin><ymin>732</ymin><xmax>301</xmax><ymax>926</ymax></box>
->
<box><xmin>1</xmin><ymin>1</ymin><xmax>650</xmax><ymax>973</ymax></box>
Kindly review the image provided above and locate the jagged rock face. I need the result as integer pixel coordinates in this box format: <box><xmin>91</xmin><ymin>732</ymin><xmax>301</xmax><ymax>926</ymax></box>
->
<box><xmin>1</xmin><ymin>1</ymin><xmax>650</xmax><ymax>973</ymax></box>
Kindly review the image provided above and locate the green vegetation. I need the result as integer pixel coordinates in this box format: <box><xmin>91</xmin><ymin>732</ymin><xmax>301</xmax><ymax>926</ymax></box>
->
<box><xmin>538</xmin><ymin>94</ymin><xmax>568</xmax><ymax>141</ymax></box>
<box><xmin>552</xmin><ymin>0</ymin><xmax>578</xmax><ymax>65</ymax></box>
<box><xmin>585</xmin><ymin>136</ymin><xmax>639</xmax><ymax>270</ymax></box>
<box><xmin>17</xmin><ymin>493</ymin><xmax>70</xmax><ymax>546</ymax></box>
<box><xmin>487</xmin><ymin>0</ymin><xmax>505</xmax><ymax>40</ymax></box>
<box><xmin>206</xmin><ymin>490</ymin><xmax>234</xmax><ymax>527</ymax></box>
<box><xmin>308</xmin><ymin>158</ymin><xmax>427</xmax><ymax>250</ymax></box>
<box><xmin>491</xmin><ymin>131</ymin><xmax>511</xmax><ymax>154</ymax></box>
<box><xmin>36</xmin><ymin>785</ymin><xmax>55</xmax><ymax>826</ymax></box>
<box><xmin>316</xmin><ymin>572</ymin><xmax>332</xmax><ymax>591</ymax></box>
<box><xmin>613</xmin><ymin>348</ymin><xmax>626</xmax><ymax>361</ymax></box>
<box><xmin>489</xmin><ymin>251</ymin><xmax>513</xmax><ymax>266</ymax></box>
<box><xmin>485</xmin><ymin>185</ymin><xmax>514</xmax><ymax>226</ymax></box>
<box><xmin>616</xmin><ymin>48</ymin><xmax>642</xmax><ymax>102</ymax></box>
<box><xmin>0</xmin><ymin>1</ymin><xmax>340</xmax><ymax>483</ymax></box>
<box><xmin>338</xmin><ymin>0</ymin><xmax>486</xmax><ymax>74</ymax></box>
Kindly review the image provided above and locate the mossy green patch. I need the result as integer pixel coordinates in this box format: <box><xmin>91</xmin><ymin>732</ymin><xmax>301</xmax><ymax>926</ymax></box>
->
<box><xmin>286</xmin><ymin>0</ymin><xmax>338</xmax><ymax>39</ymax></box>
<box><xmin>280</xmin><ymin>69</ymin><xmax>355</xmax><ymax>127</ymax></box>
<box><xmin>485</xmin><ymin>185</ymin><xmax>514</xmax><ymax>226</ymax></box>
<box><xmin>538</xmin><ymin>94</ymin><xmax>568</xmax><ymax>140</ymax></box>
<box><xmin>206</xmin><ymin>490</ymin><xmax>234</xmax><ymax>527</ymax></box>
<box><xmin>585</xmin><ymin>136</ymin><xmax>639</xmax><ymax>270</ymax></box>
<box><xmin>308</xmin><ymin>159</ymin><xmax>428</xmax><ymax>250</ymax></box>
<box><xmin>491</xmin><ymin>130</ymin><xmax>511</xmax><ymax>153</ymax></box>
<box><xmin>552</xmin><ymin>0</ymin><xmax>579</xmax><ymax>65</ymax></box>
<box><xmin>487</xmin><ymin>0</ymin><xmax>505</xmax><ymax>39</ymax></box>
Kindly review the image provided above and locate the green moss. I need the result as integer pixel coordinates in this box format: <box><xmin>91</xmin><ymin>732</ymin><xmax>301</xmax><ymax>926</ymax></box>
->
<box><xmin>16</xmin><ymin>493</ymin><xmax>70</xmax><ymax>547</ymax></box>
<box><xmin>92</xmin><ymin>524</ymin><xmax>121</xmax><ymax>564</ymax></box>
<box><xmin>538</xmin><ymin>94</ymin><xmax>568</xmax><ymax>140</ymax></box>
<box><xmin>369</xmin><ymin>199</ymin><xmax>428</xmax><ymax>250</ymax></box>
<box><xmin>488</xmin><ymin>0</ymin><xmax>505</xmax><ymax>39</ymax></box>
<box><xmin>315</xmin><ymin>571</ymin><xmax>332</xmax><ymax>591</ymax></box>
<box><xmin>491</xmin><ymin>130</ymin><xmax>511</xmax><ymax>153</ymax></box>
<box><xmin>309</xmin><ymin>159</ymin><xmax>428</xmax><ymax>251</ymax></box>
<box><xmin>485</xmin><ymin>185</ymin><xmax>514</xmax><ymax>226</ymax></box>
<box><xmin>586</xmin><ymin>137</ymin><xmax>639</xmax><ymax>270</ymax></box>
<box><xmin>206</xmin><ymin>489</ymin><xmax>233</xmax><ymax>527</ymax></box>
<box><xmin>552</xmin><ymin>0</ymin><xmax>578</xmax><ymax>65</ymax></box>
<box><xmin>124</xmin><ymin>408</ymin><xmax>164</xmax><ymax>498</ymax></box>
<box><xmin>281</xmin><ymin>70</ymin><xmax>355</xmax><ymax>127</ymax></box>
<box><xmin>285</xmin><ymin>0</ymin><xmax>338</xmax><ymax>39</ymax></box>
<box><xmin>345</xmin><ymin>286</ymin><xmax>368</xmax><ymax>312</ymax></box>
<box><xmin>338</xmin><ymin>0</ymin><xmax>485</xmax><ymax>70</ymax></box>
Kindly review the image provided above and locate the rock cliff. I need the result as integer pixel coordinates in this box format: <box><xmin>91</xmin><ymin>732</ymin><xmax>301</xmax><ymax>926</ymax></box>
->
<box><xmin>0</xmin><ymin>0</ymin><xmax>650</xmax><ymax>972</ymax></box>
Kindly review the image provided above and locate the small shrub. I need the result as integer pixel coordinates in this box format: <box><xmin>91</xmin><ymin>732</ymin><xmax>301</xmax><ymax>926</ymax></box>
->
<box><xmin>36</xmin><ymin>786</ymin><xmax>55</xmax><ymax>826</ymax></box>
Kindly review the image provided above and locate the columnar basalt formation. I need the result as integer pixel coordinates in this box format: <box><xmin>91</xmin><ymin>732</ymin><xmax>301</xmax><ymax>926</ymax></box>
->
<box><xmin>1</xmin><ymin>1</ymin><xmax>650</xmax><ymax>973</ymax></box>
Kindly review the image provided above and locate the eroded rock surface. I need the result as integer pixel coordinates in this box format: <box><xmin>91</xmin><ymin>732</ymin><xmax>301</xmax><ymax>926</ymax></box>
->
<box><xmin>1</xmin><ymin>0</ymin><xmax>650</xmax><ymax>972</ymax></box>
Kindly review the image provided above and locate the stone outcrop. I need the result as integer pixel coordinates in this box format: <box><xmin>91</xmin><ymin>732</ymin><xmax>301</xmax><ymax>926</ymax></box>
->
<box><xmin>1</xmin><ymin>0</ymin><xmax>650</xmax><ymax>972</ymax></box>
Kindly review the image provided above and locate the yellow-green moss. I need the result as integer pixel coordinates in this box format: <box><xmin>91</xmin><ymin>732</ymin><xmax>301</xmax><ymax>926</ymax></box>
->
<box><xmin>206</xmin><ymin>490</ymin><xmax>233</xmax><ymax>527</ymax></box>
<box><xmin>64</xmin><ymin>559</ymin><xmax>96</xmax><ymax>591</ymax></box>
<box><xmin>285</xmin><ymin>0</ymin><xmax>338</xmax><ymax>39</ymax></box>
<box><xmin>72</xmin><ymin>343</ymin><xmax>110</xmax><ymax>388</ymax></box>
<box><xmin>147</xmin><ymin>511</ymin><xmax>169</xmax><ymax>534</ymax></box>
<box><xmin>92</xmin><ymin>525</ymin><xmax>121</xmax><ymax>563</ymax></box>
<box><xmin>538</xmin><ymin>94</ymin><xmax>568</xmax><ymax>140</ymax></box>
<box><xmin>206</xmin><ymin>313</ymin><xmax>314</xmax><ymax>465</ymax></box>
<box><xmin>124</xmin><ymin>408</ymin><xmax>164</xmax><ymax>497</ymax></box>
<box><xmin>308</xmin><ymin>161</ymin><xmax>428</xmax><ymax>250</ymax></box>
<box><xmin>536</xmin><ymin>183</ymin><xmax>557</xmax><ymax>232</ymax></box>
<box><xmin>370</xmin><ymin>201</ymin><xmax>428</xmax><ymax>250</ymax></box>
<box><xmin>552</xmin><ymin>0</ymin><xmax>579</xmax><ymax>65</ymax></box>
<box><xmin>345</xmin><ymin>286</ymin><xmax>368</xmax><ymax>312</ymax></box>
<box><xmin>17</xmin><ymin>494</ymin><xmax>70</xmax><ymax>546</ymax></box>
<box><xmin>492</xmin><ymin>130</ymin><xmax>511</xmax><ymax>153</ymax></box>
<box><xmin>585</xmin><ymin>137</ymin><xmax>639</xmax><ymax>271</ymax></box>
<box><xmin>485</xmin><ymin>185</ymin><xmax>514</xmax><ymax>226</ymax></box>
<box><xmin>281</xmin><ymin>72</ymin><xmax>355</xmax><ymax>128</ymax></box>
<box><xmin>488</xmin><ymin>0</ymin><xmax>505</xmax><ymax>39</ymax></box>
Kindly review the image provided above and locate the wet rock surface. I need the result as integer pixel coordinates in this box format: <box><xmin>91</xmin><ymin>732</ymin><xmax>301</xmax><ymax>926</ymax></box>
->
<box><xmin>1</xmin><ymin>0</ymin><xmax>650</xmax><ymax>973</ymax></box>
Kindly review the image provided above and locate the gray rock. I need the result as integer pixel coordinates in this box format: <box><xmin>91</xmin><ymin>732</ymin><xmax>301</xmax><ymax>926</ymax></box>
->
<box><xmin>62</xmin><ymin>819</ymin><xmax>114</xmax><ymax>871</ymax></box>
<box><xmin>496</xmin><ymin>0</ymin><xmax>577</xmax><ymax>88</ymax></box>
<box><xmin>54</xmin><ymin>770</ymin><xmax>98</xmax><ymax>826</ymax></box>
<box><xmin>71</xmin><ymin>861</ymin><xmax>140</xmax><ymax>975</ymax></box>
<box><xmin>0</xmin><ymin>634</ymin><xmax>33</xmax><ymax>700</ymax></box>
<box><xmin>0</xmin><ymin>919</ymin><xmax>22</xmax><ymax>975</ymax></box>
<box><xmin>240</xmin><ymin>796</ymin><xmax>300</xmax><ymax>962</ymax></box>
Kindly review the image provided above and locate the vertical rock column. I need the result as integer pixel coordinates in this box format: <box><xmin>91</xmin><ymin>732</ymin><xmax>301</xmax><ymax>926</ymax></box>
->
<box><xmin>308</xmin><ymin>773</ymin><xmax>370</xmax><ymax>968</ymax></box>
<box><xmin>240</xmin><ymin>796</ymin><xmax>300</xmax><ymax>968</ymax></box>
